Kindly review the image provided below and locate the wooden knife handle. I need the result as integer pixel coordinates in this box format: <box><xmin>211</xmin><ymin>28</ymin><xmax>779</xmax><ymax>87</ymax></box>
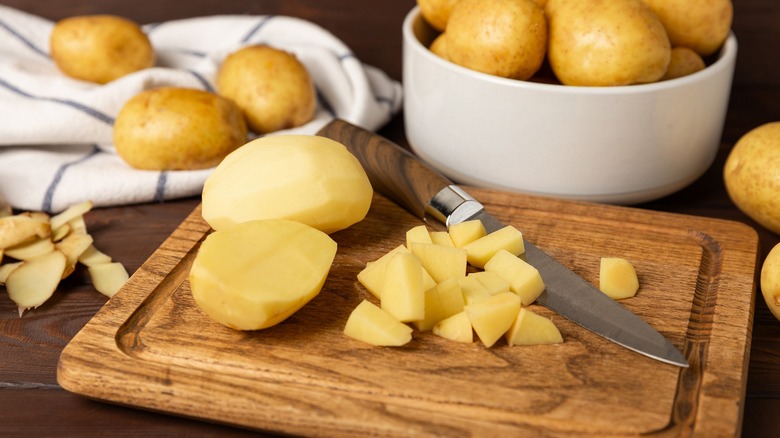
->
<box><xmin>317</xmin><ymin>119</ymin><xmax>452</xmax><ymax>221</ymax></box>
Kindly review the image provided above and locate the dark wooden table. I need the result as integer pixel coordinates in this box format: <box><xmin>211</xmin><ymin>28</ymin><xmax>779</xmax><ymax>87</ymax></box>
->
<box><xmin>1</xmin><ymin>1</ymin><xmax>778</xmax><ymax>436</ymax></box>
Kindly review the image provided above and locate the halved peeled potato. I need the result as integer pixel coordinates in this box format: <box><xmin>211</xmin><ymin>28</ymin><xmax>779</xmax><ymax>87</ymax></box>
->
<box><xmin>189</xmin><ymin>219</ymin><xmax>337</xmax><ymax>330</ymax></box>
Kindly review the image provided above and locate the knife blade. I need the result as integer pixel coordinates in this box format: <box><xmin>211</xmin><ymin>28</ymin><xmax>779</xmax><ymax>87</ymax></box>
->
<box><xmin>318</xmin><ymin>119</ymin><xmax>688</xmax><ymax>368</ymax></box>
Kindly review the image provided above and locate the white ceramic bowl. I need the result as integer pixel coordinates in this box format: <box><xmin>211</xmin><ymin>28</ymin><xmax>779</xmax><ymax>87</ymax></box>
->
<box><xmin>402</xmin><ymin>6</ymin><xmax>737</xmax><ymax>204</ymax></box>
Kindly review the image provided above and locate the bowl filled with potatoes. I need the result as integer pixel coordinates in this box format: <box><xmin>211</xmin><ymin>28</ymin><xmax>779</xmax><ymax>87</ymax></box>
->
<box><xmin>402</xmin><ymin>0</ymin><xmax>737</xmax><ymax>204</ymax></box>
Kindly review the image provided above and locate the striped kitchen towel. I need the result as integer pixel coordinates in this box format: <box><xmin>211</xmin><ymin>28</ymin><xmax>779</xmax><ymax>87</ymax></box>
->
<box><xmin>0</xmin><ymin>5</ymin><xmax>402</xmax><ymax>213</ymax></box>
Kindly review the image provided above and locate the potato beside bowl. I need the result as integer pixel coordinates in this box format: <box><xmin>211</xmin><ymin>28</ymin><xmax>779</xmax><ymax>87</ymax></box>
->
<box><xmin>401</xmin><ymin>6</ymin><xmax>737</xmax><ymax>204</ymax></box>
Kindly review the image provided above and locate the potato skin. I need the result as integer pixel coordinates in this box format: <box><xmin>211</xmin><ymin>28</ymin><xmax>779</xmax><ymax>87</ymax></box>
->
<box><xmin>50</xmin><ymin>15</ymin><xmax>155</xmax><ymax>84</ymax></box>
<box><xmin>723</xmin><ymin>122</ymin><xmax>780</xmax><ymax>235</ymax></box>
<box><xmin>217</xmin><ymin>45</ymin><xmax>316</xmax><ymax>134</ymax></box>
<box><xmin>445</xmin><ymin>0</ymin><xmax>547</xmax><ymax>80</ymax></box>
<box><xmin>113</xmin><ymin>87</ymin><xmax>248</xmax><ymax>171</ymax></box>
<box><xmin>545</xmin><ymin>0</ymin><xmax>670</xmax><ymax>86</ymax></box>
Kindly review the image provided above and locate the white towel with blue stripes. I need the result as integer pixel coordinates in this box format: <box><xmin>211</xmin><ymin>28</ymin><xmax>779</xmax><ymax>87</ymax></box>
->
<box><xmin>0</xmin><ymin>5</ymin><xmax>403</xmax><ymax>213</ymax></box>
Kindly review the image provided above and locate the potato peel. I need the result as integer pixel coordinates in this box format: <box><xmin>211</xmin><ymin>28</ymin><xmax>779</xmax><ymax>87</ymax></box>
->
<box><xmin>0</xmin><ymin>201</ymin><xmax>128</xmax><ymax>316</ymax></box>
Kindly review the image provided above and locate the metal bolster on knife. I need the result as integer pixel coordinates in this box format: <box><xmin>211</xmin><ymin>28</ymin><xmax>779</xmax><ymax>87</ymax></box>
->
<box><xmin>427</xmin><ymin>185</ymin><xmax>484</xmax><ymax>228</ymax></box>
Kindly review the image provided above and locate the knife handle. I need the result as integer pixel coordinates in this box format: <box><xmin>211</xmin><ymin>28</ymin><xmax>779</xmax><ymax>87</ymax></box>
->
<box><xmin>317</xmin><ymin>119</ymin><xmax>452</xmax><ymax>221</ymax></box>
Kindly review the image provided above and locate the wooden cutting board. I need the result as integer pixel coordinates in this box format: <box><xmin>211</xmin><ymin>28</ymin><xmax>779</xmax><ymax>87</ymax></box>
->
<box><xmin>57</xmin><ymin>188</ymin><xmax>758</xmax><ymax>437</ymax></box>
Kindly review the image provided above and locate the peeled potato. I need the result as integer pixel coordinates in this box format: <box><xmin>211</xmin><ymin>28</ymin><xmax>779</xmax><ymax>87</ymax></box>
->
<box><xmin>217</xmin><ymin>45</ymin><xmax>316</xmax><ymax>134</ymax></box>
<box><xmin>50</xmin><ymin>15</ymin><xmax>155</xmax><ymax>84</ymax></box>
<box><xmin>113</xmin><ymin>87</ymin><xmax>247</xmax><ymax>170</ymax></box>
<box><xmin>189</xmin><ymin>219</ymin><xmax>337</xmax><ymax>330</ymax></box>
<box><xmin>201</xmin><ymin>135</ymin><xmax>373</xmax><ymax>233</ymax></box>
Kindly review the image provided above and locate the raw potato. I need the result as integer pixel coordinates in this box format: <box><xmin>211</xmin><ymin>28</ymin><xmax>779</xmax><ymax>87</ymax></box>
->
<box><xmin>217</xmin><ymin>45</ymin><xmax>316</xmax><ymax>134</ymax></box>
<box><xmin>0</xmin><ymin>215</ymin><xmax>51</xmax><ymax>249</ymax></box>
<box><xmin>357</xmin><ymin>245</ymin><xmax>436</xmax><ymax>299</ymax></box>
<box><xmin>545</xmin><ymin>0</ymin><xmax>671</xmax><ymax>86</ymax></box>
<box><xmin>0</xmin><ymin>201</ymin><xmax>128</xmax><ymax>315</ymax></box>
<box><xmin>410</xmin><ymin>242</ymin><xmax>467</xmax><ymax>283</ymax></box>
<box><xmin>761</xmin><ymin>243</ymin><xmax>780</xmax><ymax>322</ymax></box>
<box><xmin>484</xmin><ymin>249</ymin><xmax>545</xmax><ymax>305</ymax></box>
<box><xmin>466</xmin><ymin>292</ymin><xmax>522</xmax><ymax>347</ymax></box>
<box><xmin>429</xmin><ymin>33</ymin><xmax>449</xmax><ymax>60</ymax></box>
<box><xmin>114</xmin><ymin>87</ymin><xmax>247</xmax><ymax>171</ymax></box>
<box><xmin>6</xmin><ymin>251</ymin><xmax>67</xmax><ymax>315</ymax></box>
<box><xmin>50</xmin><ymin>15</ymin><xmax>154</xmax><ymax>84</ymax></box>
<box><xmin>661</xmin><ymin>47</ymin><xmax>706</xmax><ymax>81</ymax></box>
<box><xmin>641</xmin><ymin>0</ymin><xmax>733</xmax><ymax>57</ymax></box>
<box><xmin>406</xmin><ymin>224</ymin><xmax>433</xmax><ymax>248</ymax></box>
<box><xmin>88</xmin><ymin>262</ymin><xmax>130</xmax><ymax>298</ymax></box>
<box><xmin>448</xmin><ymin>219</ymin><xmax>486</xmax><ymax>248</ymax></box>
<box><xmin>433</xmin><ymin>311</ymin><xmax>473</xmax><ymax>343</ymax></box>
<box><xmin>723</xmin><ymin>122</ymin><xmax>780</xmax><ymax>235</ymax></box>
<box><xmin>344</xmin><ymin>300</ymin><xmax>413</xmax><ymax>347</ymax></box>
<box><xmin>505</xmin><ymin>307</ymin><xmax>563</xmax><ymax>346</ymax></box>
<box><xmin>189</xmin><ymin>219</ymin><xmax>337</xmax><ymax>331</ymax></box>
<box><xmin>462</xmin><ymin>225</ymin><xmax>524</xmax><ymax>268</ymax></box>
<box><xmin>599</xmin><ymin>257</ymin><xmax>640</xmax><ymax>299</ymax></box>
<box><xmin>446</xmin><ymin>0</ymin><xmax>547</xmax><ymax>80</ymax></box>
<box><xmin>381</xmin><ymin>252</ymin><xmax>426</xmax><ymax>323</ymax></box>
<box><xmin>202</xmin><ymin>135</ymin><xmax>373</xmax><ymax>234</ymax></box>
<box><xmin>347</xmin><ymin>222</ymin><xmax>565</xmax><ymax>349</ymax></box>
<box><xmin>418</xmin><ymin>0</ymin><xmax>462</xmax><ymax>31</ymax></box>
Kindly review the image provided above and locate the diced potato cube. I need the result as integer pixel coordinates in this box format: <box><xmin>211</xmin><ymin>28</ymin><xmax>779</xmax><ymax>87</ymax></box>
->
<box><xmin>468</xmin><ymin>271</ymin><xmax>510</xmax><ymax>295</ymax></box>
<box><xmin>344</xmin><ymin>300</ymin><xmax>413</xmax><ymax>346</ymax></box>
<box><xmin>465</xmin><ymin>292</ymin><xmax>521</xmax><ymax>348</ymax></box>
<box><xmin>413</xmin><ymin>287</ymin><xmax>446</xmax><ymax>331</ymax></box>
<box><xmin>357</xmin><ymin>245</ymin><xmax>435</xmax><ymax>299</ymax></box>
<box><xmin>429</xmin><ymin>231</ymin><xmax>455</xmax><ymax>247</ymax></box>
<box><xmin>505</xmin><ymin>307</ymin><xmax>564</xmax><ymax>346</ymax></box>
<box><xmin>434</xmin><ymin>278</ymin><xmax>466</xmax><ymax>318</ymax></box>
<box><xmin>448</xmin><ymin>219</ymin><xmax>486</xmax><ymax>248</ymax></box>
<box><xmin>381</xmin><ymin>252</ymin><xmax>425</xmax><ymax>322</ymax></box>
<box><xmin>433</xmin><ymin>311</ymin><xmax>473</xmax><ymax>343</ymax></box>
<box><xmin>457</xmin><ymin>275</ymin><xmax>491</xmax><ymax>304</ymax></box>
<box><xmin>357</xmin><ymin>245</ymin><xmax>409</xmax><ymax>299</ymax></box>
<box><xmin>410</xmin><ymin>242</ymin><xmax>467</xmax><ymax>283</ymax></box>
<box><xmin>462</xmin><ymin>225</ymin><xmax>525</xmax><ymax>268</ymax></box>
<box><xmin>599</xmin><ymin>257</ymin><xmax>640</xmax><ymax>299</ymax></box>
<box><xmin>484</xmin><ymin>249</ymin><xmax>545</xmax><ymax>305</ymax></box>
<box><xmin>406</xmin><ymin>224</ymin><xmax>432</xmax><ymax>249</ymax></box>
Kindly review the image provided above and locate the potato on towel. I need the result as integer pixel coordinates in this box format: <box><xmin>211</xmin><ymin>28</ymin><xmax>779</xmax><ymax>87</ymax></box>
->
<box><xmin>189</xmin><ymin>219</ymin><xmax>337</xmax><ymax>331</ymax></box>
<box><xmin>201</xmin><ymin>135</ymin><xmax>373</xmax><ymax>234</ymax></box>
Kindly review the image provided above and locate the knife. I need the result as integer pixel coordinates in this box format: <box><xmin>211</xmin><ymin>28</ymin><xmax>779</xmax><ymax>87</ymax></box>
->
<box><xmin>318</xmin><ymin>119</ymin><xmax>688</xmax><ymax>368</ymax></box>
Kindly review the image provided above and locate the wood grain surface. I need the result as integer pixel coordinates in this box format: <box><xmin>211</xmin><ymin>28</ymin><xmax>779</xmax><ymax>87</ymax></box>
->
<box><xmin>57</xmin><ymin>189</ymin><xmax>757</xmax><ymax>437</ymax></box>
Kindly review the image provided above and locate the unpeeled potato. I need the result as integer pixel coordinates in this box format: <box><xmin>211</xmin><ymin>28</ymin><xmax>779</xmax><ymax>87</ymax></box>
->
<box><xmin>545</xmin><ymin>0</ymin><xmax>671</xmax><ymax>86</ymax></box>
<box><xmin>641</xmin><ymin>0</ymin><xmax>733</xmax><ymax>57</ymax></box>
<box><xmin>217</xmin><ymin>45</ymin><xmax>316</xmax><ymax>134</ymax></box>
<box><xmin>113</xmin><ymin>87</ymin><xmax>247</xmax><ymax>170</ymax></box>
<box><xmin>661</xmin><ymin>47</ymin><xmax>706</xmax><ymax>81</ymax></box>
<box><xmin>417</xmin><ymin>0</ymin><xmax>462</xmax><ymax>31</ymax></box>
<box><xmin>761</xmin><ymin>243</ymin><xmax>780</xmax><ymax>322</ymax></box>
<box><xmin>50</xmin><ymin>15</ymin><xmax>155</xmax><ymax>84</ymax></box>
<box><xmin>445</xmin><ymin>0</ymin><xmax>547</xmax><ymax>80</ymax></box>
